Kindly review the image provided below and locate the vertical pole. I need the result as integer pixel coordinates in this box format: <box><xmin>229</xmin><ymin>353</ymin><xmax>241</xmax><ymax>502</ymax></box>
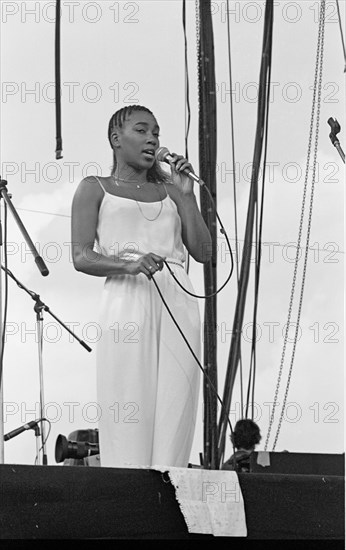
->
<box><xmin>197</xmin><ymin>0</ymin><xmax>218</xmax><ymax>469</ymax></box>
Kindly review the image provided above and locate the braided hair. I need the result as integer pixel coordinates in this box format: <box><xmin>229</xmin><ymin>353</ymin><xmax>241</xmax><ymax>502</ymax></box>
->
<box><xmin>108</xmin><ymin>105</ymin><xmax>170</xmax><ymax>184</ymax></box>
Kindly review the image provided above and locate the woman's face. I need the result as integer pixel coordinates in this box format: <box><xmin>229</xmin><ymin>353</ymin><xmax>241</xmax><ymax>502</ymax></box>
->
<box><xmin>112</xmin><ymin>110</ymin><xmax>160</xmax><ymax>171</ymax></box>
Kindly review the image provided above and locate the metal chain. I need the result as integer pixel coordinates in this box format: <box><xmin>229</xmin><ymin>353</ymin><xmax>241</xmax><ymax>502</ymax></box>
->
<box><xmin>272</xmin><ymin>2</ymin><xmax>326</xmax><ymax>450</ymax></box>
<box><xmin>265</xmin><ymin>0</ymin><xmax>326</xmax><ymax>451</ymax></box>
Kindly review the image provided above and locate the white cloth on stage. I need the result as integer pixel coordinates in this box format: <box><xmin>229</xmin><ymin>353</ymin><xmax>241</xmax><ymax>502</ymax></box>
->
<box><xmin>152</xmin><ymin>466</ymin><xmax>248</xmax><ymax>537</ymax></box>
<box><xmin>94</xmin><ymin>177</ymin><xmax>201</xmax><ymax>468</ymax></box>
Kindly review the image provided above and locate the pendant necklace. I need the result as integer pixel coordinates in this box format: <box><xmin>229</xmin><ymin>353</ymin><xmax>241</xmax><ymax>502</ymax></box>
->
<box><xmin>114</xmin><ymin>176</ymin><xmax>147</xmax><ymax>189</ymax></box>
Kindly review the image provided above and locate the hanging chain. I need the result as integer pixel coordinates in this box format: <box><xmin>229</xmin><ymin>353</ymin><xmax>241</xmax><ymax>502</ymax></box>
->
<box><xmin>272</xmin><ymin>7</ymin><xmax>325</xmax><ymax>449</ymax></box>
<box><xmin>265</xmin><ymin>0</ymin><xmax>326</xmax><ymax>451</ymax></box>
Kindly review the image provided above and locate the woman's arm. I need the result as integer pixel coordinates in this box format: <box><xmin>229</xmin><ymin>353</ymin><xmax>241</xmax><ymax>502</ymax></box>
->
<box><xmin>163</xmin><ymin>152</ymin><xmax>212</xmax><ymax>263</ymax></box>
<box><xmin>71</xmin><ymin>177</ymin><xmax>165</xmax><ymax>278</ymax></box>
<box><xmin>71</xmin><ymin>177</ymin><xmax>126</xmax><ymax>276</ymax></box>
<box><xmin>168</xmin><ymin>185</ymin><xmax>212</xmax><ymax>263</ymax></box>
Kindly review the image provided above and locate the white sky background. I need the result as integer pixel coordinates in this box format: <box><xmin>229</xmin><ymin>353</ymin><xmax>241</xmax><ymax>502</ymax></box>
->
<box><xmin>0</xmin><ymin>0</ymin><xmax>344</xmax><ymax>466</ymax></box>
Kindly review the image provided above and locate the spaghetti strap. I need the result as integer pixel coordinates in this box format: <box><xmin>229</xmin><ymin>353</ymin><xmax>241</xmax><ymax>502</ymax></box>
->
<box><xmin>162</xmin><ymin>181</ymin><xmax>169</xmax><ymax>198</ymax></box>
<box><xmin>94</xmin><ymin>175</ymin><xmax>106</xmax><ymax>194</ymax></box>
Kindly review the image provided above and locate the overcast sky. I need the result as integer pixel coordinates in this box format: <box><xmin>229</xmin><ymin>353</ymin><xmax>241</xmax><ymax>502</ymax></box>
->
<box><xmin>0</xmin><ymin>0</ymin><xmax>344</xmax><ymax>466</ymax></box>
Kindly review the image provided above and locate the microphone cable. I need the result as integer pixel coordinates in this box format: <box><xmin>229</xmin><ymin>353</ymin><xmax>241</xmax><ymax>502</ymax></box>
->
<box><xmin>164</xmin><ymin>184</ymin><xmax>234</xmax><ymax>299</ymax></box>
<box><xmin>151</xmin><ymin>273</ymin><xmax>235</xmax><ymax>450</ymax></box>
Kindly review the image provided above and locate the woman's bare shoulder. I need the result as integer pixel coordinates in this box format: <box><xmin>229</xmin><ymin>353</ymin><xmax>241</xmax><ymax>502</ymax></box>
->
<box><xmin>72</xmin><ymin>176</ymin><xmax>108</xmax><ymax>214</ymax></box>
<box><xmin>74</xmin><ymin>175</ymin><xmax>107</xmax><ymax>197</ymax></box>
<box><xmin>164</xmin><ymin>179</ymin><xmax>180</xmax><ymax>204</ymax></box>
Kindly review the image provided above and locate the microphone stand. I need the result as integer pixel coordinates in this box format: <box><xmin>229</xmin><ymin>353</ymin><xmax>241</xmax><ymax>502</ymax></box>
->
<box><xmin>0</xmin><ymin>177</ymin><xmax>49</xmax><ymax>464</ymax></box>
<box><xmin>327</xmin><ymin>118</ymin><xmax>345</xmax><ymax>163</ymax></box>
<box><xmin>33</xmin><ymin>422</ymin><xmax>42</xmax><ymax>465</ymax></box>
<box><xmin>3</xmin><ymin>419</ymin><xmax>44</xmax><ymax>464</ymax></box>
<box><xmin>1</xmin><ymin>265</ymin><xmax>92</xmax><ymax>465</ymax></box>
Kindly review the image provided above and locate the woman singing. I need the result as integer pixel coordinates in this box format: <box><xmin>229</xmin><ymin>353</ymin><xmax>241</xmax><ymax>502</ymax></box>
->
<box><xmin>71</xmin><ymin>105</ymin><xmax>212</xmax><ymax>467</ymax></box>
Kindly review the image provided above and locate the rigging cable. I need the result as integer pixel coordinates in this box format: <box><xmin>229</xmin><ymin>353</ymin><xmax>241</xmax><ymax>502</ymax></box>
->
<box><xmin>265</xmin><ymin>0</ymin><xmax>326</xmax><ymax>451</ymax></box>
<box><xmin>245</xmin><ymin>9</ymin><xmax>273</xmax><ymax>421</ymax></box>
<box><xmin>225</xmin><ymin>0</ymin><xmax>244</xmax><ymax>417</ymax></box>
<box><xmin>182</xmin><ymin>0</ymin><xmax>191</xmax><ymax>275</ymax></box>
<box><xmin>225</xmin><ymin>0</ymin><xmax>241</xmax><ymax>284</ymax></box>
<box><xmin>183</xmin><ymin>0</ymin><xmax>192</xmax><ymax>161</ymax></box>
<box><xmin>217</xmin><ymin>0</ymin><xmax>274</xmax><ymax>467</ymax></box>
<box><xmin>335</xmin><ymin>0</ymin><xmax>346</xmax><ymax>72</ymax></box>
<box><xmin>55</xmin><ymin>0</ymin><xmax>63</xmax><ymax>159</ymax></box>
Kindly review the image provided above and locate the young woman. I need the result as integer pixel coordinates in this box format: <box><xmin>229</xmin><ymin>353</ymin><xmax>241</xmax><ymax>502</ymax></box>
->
<box><xmin>71</xmin><ymin>105</ymin><xmax>212</xmax><ymax>468</ymax></box>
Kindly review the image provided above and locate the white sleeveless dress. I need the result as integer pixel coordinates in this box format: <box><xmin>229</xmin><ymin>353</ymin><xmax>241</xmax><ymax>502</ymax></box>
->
<box><xmin>94</xmin><ymin>177</ymin><xmax>201</xmax><ymax>468</ymax></box>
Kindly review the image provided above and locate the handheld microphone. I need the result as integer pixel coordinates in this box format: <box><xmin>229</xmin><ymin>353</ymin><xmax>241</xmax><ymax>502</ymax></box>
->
<box><xmin>4</xmin><ymin>419</ymin><xmax>41</xmax><ymax>441</ymax></box>
<box><xmin>155</xmin><ymin>147</ymin><xmax>205</xmax><ymax>186</ymax></box>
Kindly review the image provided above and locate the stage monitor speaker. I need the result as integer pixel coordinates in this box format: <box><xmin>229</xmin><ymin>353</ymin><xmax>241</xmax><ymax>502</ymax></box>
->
<box><xmin>250</xmin><ymin>451</ymin><xmax>344</xmax><ymax>476</ymax></box>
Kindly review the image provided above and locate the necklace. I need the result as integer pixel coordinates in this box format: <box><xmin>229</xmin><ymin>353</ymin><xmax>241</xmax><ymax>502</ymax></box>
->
<box><xmin>135</xmin><ymin>197</ymin><xmax>163</xmax><ymax>221</ymax></box>
<box><xmin>113</xmin><ymin>168</ymin><xmax>148</xmax><ymax>189</ymax></box>
<box><xmin>113</xmin><ymin>177</ymin><xmax>148</xmax><ymax>189</ymax></box>
<box><xmin>112</xmin><ymin>175</ymin><xmax>163</xmax><ymax>221</ymax></box>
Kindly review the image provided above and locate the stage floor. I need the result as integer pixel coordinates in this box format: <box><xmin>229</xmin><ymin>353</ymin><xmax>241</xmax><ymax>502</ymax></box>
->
<box><xmin>0</xmin><ymin>463</ymin><xmax>344</xmax><ymax>540</ymax></box>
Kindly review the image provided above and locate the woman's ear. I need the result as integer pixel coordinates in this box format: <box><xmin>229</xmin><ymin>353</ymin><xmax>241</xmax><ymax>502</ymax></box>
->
<box><xmin>111</xmin><ymin>131</ymin><xmax>120</xmax><ymax>148</ymax></box>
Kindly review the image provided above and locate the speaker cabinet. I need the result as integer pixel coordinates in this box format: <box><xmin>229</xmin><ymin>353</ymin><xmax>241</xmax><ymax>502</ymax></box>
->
<box><xmin>250</xmin><ymin>451</ymin><xmax>345</xmax><ymax>475</ymax></box>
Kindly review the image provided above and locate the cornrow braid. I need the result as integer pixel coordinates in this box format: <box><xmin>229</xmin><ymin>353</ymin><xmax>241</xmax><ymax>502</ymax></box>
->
<box><xmin>108</xmin><ymin>105</ymin><xmax>170</xmax><ymax>184</ymax></box>
<box><xmin>107</xmin><ymin>105</ymin><xmax>154</xmax><ymax>145</ymax></box>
